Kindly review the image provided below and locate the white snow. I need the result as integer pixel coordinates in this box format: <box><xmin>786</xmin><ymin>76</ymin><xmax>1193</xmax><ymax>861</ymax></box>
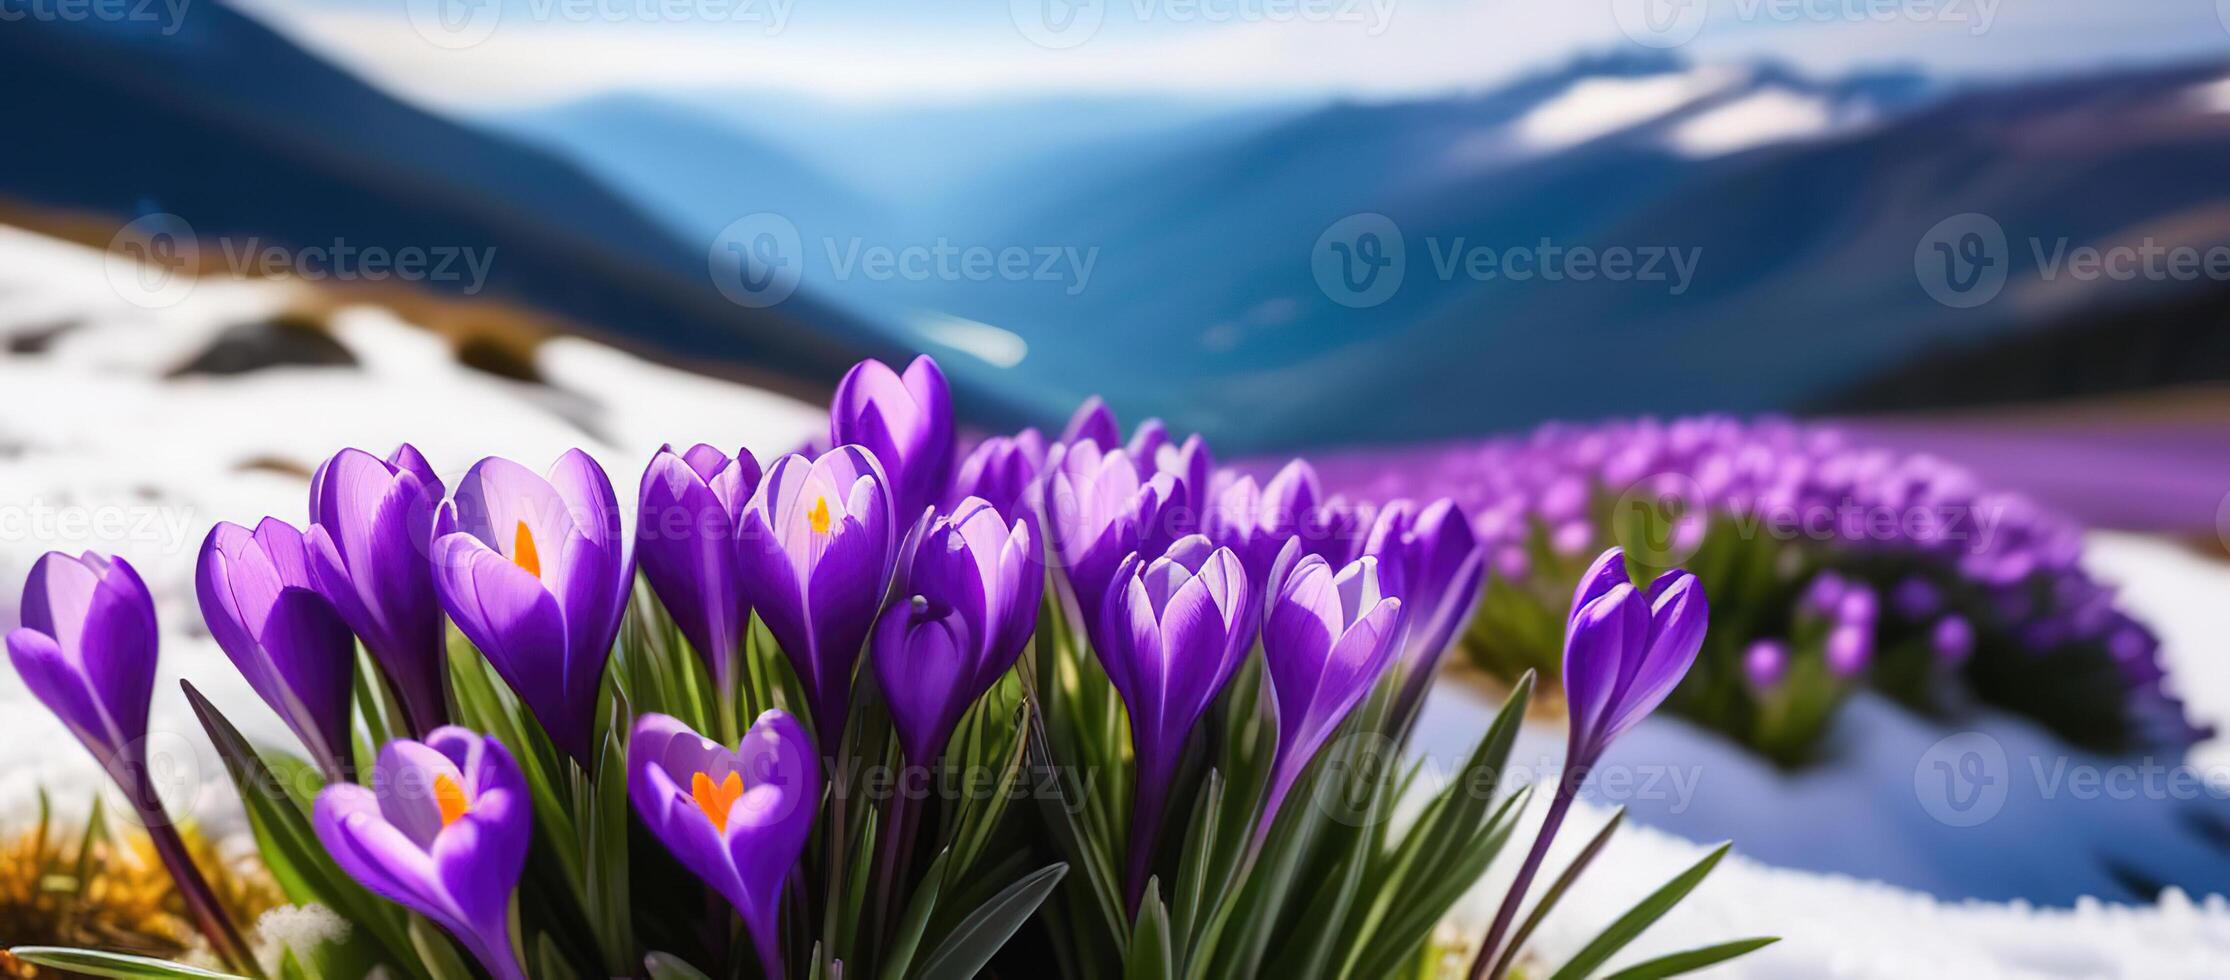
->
<box><xmin>2</xmin><ymin>223</ymin><xmax>2228</xmax><ymax>974</ymax></box>
<box><xmin>0</xmin><ymin>224</ymin><xmax>820</xmax><ymax>822</ymax></box>
<box><xmin>1665</xmin><ymin>87</ymin><xmax>1841</xmax><ymax>157</ymax></box>
<box><xmin>1511</xmin><ymin>69</ymin><xmax>1741</xmax><ymax>154</ymax></box>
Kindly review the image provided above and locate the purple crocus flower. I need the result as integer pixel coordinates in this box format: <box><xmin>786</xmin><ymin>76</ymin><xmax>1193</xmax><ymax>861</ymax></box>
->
<box><xmin>1043</xmin><ymin>440</ymin><xmax>1159</xmax><ymax>653</ymax></box>
<box><xmin>1933</xmin><ymin>615</ymin><xmax>1975</xmax><ymax>665</ymax></box>
<box><xmin>1259</xmin><ymin>554</ymin><xmax>1402</xmax><ymax>838</ymax></box>
<box><xmin>1826</xmin><ymin>621</ymin><xmax>1874</xmax><ymax>676</ymax></box>
<box><xmin>736</xmin><ymin>445</ymin><xmax>898</xmax><ymax>742</ymax></box>
<box><xmin>832</xmin><ymin>355</ymin><xmax>953</xmax><ymax>522</ymax></box>
<box><xmin>637</xmin><ymin>444</ymin><xmax>762</xmax><ymax>686</ymax></box>
<box><xmin>1097</xmin><ymin>535</ymin><xmax>1253</xmax><ymax>909</ymax></box>
<box><xmin>1744</xmin><ymin>639</ymin><xmax>1788</xmax><ymax>688</ymax></box>
<box><xmin>1478</xmin><ymin>547</ymin><xmax>1707</xmax><ymax>976</ymax></box>
<box><xmin>198</xmin><ymin>518</ymin><xmax>358</xmax><ymax>779</ymax></box>
<box><xmin>946</xmin><ymin>428</ymin><xmax>1047</xmax><ymax>518</ymax></box>
<box><xmin>1207</xmin><ymin>459</ymin><xmax>1346</xmax><ymax>592</ymax></box>
<box><xmin>628</xmin><ymin>711</ymin><xmax>818</xmax><ymax>979</ymax></box>
<box><xmin>314</xmin><ymin>728</ymin><xmax>529</xmax><ymax>980</ymax></box>
<box><xmin>430</xmin><ymin>451</ymin><xmax>632</xmax><ymax>763</ymax></box>
<box><xmin>1134</xmin><ymin>427</ymin><xmax>1215</xmax><ymax>554</ymax></box>
<box><xmin>307</xmin><ymin>444</ymin><xmax>448</xmax><ymax>736</ymax></box>
<box><xmin>7</xmin><ymin>552</ymin><xmax>157</xmax><ymax>786</ymax></box>
<box><xmin>870</xmin><ymin>498</ymin><xmax>1043</xmax><ymax>765</ymax></box>
<box><xmin>1061</xmin><ymin>395</ymin><xmax>1120</xmax><ymax>449</ymax></box>
<box><xmin>1362</xmin><ymin>498</ymin><xmax>1487</xmax><ymax>720</ymax></box>
<box><xmin>8</xmin><ymin>552</ymin><xmax>258</xmax><ymax>972</ymax></box>
<box><xmin>1563</xmin><ymin>547</ymin><xmax>1709</xmax><ymax>764</ymax></box>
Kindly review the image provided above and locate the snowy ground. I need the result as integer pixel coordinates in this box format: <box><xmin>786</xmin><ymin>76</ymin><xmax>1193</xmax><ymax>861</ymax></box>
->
<box><xmin>3</xmin><ymin>225</ymin><xmax>2228</xmax><ymax>975</ymax></box>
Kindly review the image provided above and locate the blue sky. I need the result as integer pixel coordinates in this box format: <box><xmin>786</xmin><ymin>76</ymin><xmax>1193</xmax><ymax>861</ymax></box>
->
<box><xmin>235</xmin><ymin>0</ymin><xmax>2230</xmax><ymax>111</ymax></box>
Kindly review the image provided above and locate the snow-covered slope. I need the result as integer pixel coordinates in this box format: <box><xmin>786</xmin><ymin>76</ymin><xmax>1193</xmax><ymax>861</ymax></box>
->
<box><xmin>0</xmin><ymin>223</ymin><xmax>821</xmax><ymax>820</ymax></box>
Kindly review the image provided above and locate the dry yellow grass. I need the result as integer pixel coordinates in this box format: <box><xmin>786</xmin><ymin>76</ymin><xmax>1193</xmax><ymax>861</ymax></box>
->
<box><xmin>0</xmin><ymin>798</ymin><xmax>279</xmax><ymax>977</ymax></box>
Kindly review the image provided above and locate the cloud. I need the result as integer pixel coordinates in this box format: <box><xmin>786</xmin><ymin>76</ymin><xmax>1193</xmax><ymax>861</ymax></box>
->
<box><xmin>232</xmin><ymin>0</ymin><xmax>2228</xmax><ymax>113</ymax></box>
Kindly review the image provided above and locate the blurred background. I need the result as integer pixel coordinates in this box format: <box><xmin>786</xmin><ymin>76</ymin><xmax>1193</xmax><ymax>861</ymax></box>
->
<box><xmin>7</xmin><ymin>0</ymin><xmax>2230</xmax><ymax>974</ymax></box>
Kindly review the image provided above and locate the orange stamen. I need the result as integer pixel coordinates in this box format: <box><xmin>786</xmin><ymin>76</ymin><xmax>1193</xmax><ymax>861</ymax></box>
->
<box><xmin>808</xmin><ymin>497</ymin><xmax>831</xmax><ymax>535</ymax></box>
<box><xmin>512</xmin><ymin>520</ymin><xmax>540</xmax><ymax>577</ymax></box>
<box><xmin>691</xmin><ymin>771</ymin><xmax>745</xmax><ymax>829</ymax></box>
<box><xmin>434</xmin><ymin>774</ymin><xmax>470</xmax><ymax>827</ymax></box>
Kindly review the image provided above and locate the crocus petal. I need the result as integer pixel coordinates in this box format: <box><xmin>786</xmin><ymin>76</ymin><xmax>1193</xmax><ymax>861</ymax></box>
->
<box><xmin>1561</xmin><ymin>582</ymin><xmax>1648</xmax><ymax>761</ymax></box>
<box><xmin>1061</xmin><ymin>395</ymin><xmax>1119</xmax><ymax>449</ymax></box>
<box><xmin>307</xmin><ymin>445</ymin><xmax>448</xmax><ymax>732</ymax></box>
<box><xmin>11</xmin><ymin>553</ymin><xmax>157</xmax><ymax>776</ymax></box>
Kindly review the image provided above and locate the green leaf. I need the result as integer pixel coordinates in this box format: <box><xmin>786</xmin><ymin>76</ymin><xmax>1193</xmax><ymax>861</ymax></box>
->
<box><xmin>405</xmin><ymin>917</ymin><xmax>477</xmax><ymax>980</ymax></box>
<box><xmin>1491</xmin><ymin>809</ymin><xmax>1627</xmax><ymax>978</ymax></box>
<box><xmin>1024</xmin><ymin>713</ymin><xmax>1129</xmax><ymax>950</ymax></box>
<box><xmin>879</xmin><ymin>848</ymin><xmax>951</xmax><ymax>980</ymax></box>
<box><xmin>533</xmin><ymin>933</ymin><xmax>583</xmax><ymax>980</ymax></box>
<box><xmin>914</xmin><ymin>863</ymin><xmax>1069</xmax><ymax>980</ymax></box>
<box><xmin>1168</xmin><ymin>770</ymin><xmax>1223</xmax><ymax>955</ymax></box>
<box><xmin>642</xmin><ymin>952</ymin><xmax>716</xmax><ymax>980</ymax></box>
<box><xmin>181</xmin><ymin>681</ymin><xmax>424</xmax><ymax>979</ymax></box>
<box><xmin>7</xmin><ymin>947</ymin><xmax>243</xmax><ymax>979</ymax></box>
<box><xmin>1340</xmin><ymin>675</ymin><xmax>1534</xmax><ymax>980</ymax></box>
<box><xmin>1599</xmin><ymin>937</ymin><xmax>1781</xmax><ymax>979</ymax></box>
<box><xmin>1547</xmin><ymin>843</ymin><xmax>1733</xmax><ymax>980</ymax></box>
<box><xmin>1124</xmin><ymin>880</ymin><xmax>1173</xmax><ymax>980</ymax></box>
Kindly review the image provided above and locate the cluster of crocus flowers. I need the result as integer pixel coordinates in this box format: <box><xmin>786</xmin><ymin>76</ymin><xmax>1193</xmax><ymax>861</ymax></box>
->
<box><xmin>1307</xmin><ymin>414</ymin><xmax>2206</xmax><ymax>754</ymax></box>
<box><xmin>9</xmin><ymin>351</ymin><xmax>1604</xmax><ymax>979</ymax></box>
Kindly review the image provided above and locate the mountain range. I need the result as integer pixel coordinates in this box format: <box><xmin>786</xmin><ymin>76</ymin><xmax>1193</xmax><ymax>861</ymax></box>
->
<box><xmin>0</xmin><ymin>0</ymin><xmax>929</xmax><ymax>414</ymax></box>
<box><xmin>505</xmin><ymin>51</ymin><xmax>2230</xmax><ymax>450</ymax></box>
<box><xmin>8</xmin><ymin>3</ymin><xmax>2230</xmax><ymax>452</ymax></box>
